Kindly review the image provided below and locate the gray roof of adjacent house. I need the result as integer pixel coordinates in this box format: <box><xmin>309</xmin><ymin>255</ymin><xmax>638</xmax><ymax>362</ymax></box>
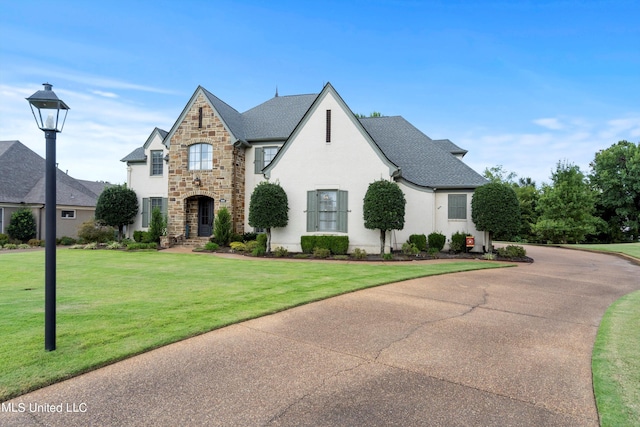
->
<box><xmin>0</xmin><ymin>140</ymin><xmax>109</xmax><ymax>206</ymax></box>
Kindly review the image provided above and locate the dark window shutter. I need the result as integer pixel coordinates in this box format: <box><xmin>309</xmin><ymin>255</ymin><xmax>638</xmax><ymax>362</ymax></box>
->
<box><xmin>307</xmin><ymin>191</ymin><xmax>317</xmax><ymax>232</ymax></box>
<box><xmin>254</xmin><ymin>147</ymin><xmax>264</xmax><ymax>174</ymax></box>
<box><xmin>337</xmin><ymin>190</ymin><xmax>348</xmax><ymax>232</ymax></box>
<box><xmin>142</xmin><ymin>198</ymin><xmax>150</xmax><ymax>227</ymax></box>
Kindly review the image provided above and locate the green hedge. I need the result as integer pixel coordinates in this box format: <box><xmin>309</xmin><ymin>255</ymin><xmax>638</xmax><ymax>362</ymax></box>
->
<box><xmin>301</xmin><ymin>235</ymin><xmax>349</xmax><ymax>255</ymax></box>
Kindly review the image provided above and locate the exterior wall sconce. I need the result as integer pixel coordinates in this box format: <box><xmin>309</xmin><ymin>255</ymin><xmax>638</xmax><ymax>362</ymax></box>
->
<box><xmin>194</xmin><ymin>177</ymin><xmax>201</xmax><ymax>186</ymax></box>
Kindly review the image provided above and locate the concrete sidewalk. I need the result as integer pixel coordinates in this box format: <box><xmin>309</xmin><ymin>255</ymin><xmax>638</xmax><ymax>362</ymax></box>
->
<box><xmin>2</xmin><ymin>246</ymin><xmax>638</xmax><ymax>426</ymax></box>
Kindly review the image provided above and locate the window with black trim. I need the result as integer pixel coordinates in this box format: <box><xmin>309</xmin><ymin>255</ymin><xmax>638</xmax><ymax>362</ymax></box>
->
<box><xmin>61</xmin><ymin>210</ymin><xmax>76</xmax><ymax>219</ymax></box>
<box><xmin>448</xmin><ymin>194</ymin><xmax>467</xmax><ymax>219</ymax></box>
<box><xmin>188</xmin><ymin>143</ymin><xmax>213</xmax><ymax>170</ymax></box>
<box><xmin>150</xmin><ymin>150</ymin><xmax>163</xmax><ymax>176</ymax></box>
<box><xmin>306</xmin><ymin>190</ymin><xmax>348</xmax><ymax>232</ymax></box>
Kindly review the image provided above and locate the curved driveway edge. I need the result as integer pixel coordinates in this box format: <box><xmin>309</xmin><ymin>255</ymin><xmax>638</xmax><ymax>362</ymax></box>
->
<box><xmin>2</xmin><ymin>246</ymin><xmax>638</xmax><ymax>426</ymax></box>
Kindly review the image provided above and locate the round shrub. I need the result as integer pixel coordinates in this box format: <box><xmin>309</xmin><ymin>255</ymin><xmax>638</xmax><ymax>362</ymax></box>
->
<box><xmin>7</xmin><ymin>208</ymin><xmax>37</xmax><ymax>242</ymax></box>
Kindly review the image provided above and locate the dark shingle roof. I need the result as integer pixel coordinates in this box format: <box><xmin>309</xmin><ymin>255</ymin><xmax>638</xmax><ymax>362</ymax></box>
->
<box><xmin>359</xmin><ymin>117</ymin><xmax>487</xmax><ymax>188</ymax></box>
<box><xmin>433</xmin><ymin>139</ymin><xmax>468</xmax><ymax>157</ymax></box>
<box><xmin>201</xmin><ymin>88</ymin><xmax>246</xmax><ymax>141</ymax></box>
<box><xmin>0</xmin><ymin>140</ymin><xmax>107</xmax><ymax>206</ymax></box>
<box><xmin>121</xmin><ymin>147</ymin><xmax>146</xmax><ymax>162</ymax></box>
<box><xmin>242</xmin><ymin>94</ymin><xmax>317</xmax><ymax>140</ymax></box>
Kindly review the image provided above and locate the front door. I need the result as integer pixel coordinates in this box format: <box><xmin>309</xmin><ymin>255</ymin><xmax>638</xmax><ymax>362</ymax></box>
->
<box><xmin>198</xmin><ymin>198</ymin><xmax>214</xmax><ymax>237</ymax></box>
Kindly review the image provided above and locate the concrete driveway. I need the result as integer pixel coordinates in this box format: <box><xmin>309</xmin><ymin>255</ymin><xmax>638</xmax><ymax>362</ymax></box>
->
<box><xmin>2</xmin><ymin>245</ymin><xmax>638</xmax><ymax>426</ymax></box>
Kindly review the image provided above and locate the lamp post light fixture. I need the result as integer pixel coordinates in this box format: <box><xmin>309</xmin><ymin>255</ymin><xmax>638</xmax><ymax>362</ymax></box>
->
<box><xmin>27</xmin><ymin>83</ymin><xmax>70</xmax><ymax>352</ymax></box>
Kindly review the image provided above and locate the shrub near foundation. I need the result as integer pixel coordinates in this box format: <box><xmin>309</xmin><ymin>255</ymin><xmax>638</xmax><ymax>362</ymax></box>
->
<box><xmin>301</xmin><ymin>235</ymin><xmax>349</xmax><ymax>255</ymax></box>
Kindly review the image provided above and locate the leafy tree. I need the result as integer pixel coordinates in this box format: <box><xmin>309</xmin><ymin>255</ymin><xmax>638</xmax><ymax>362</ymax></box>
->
<box><xmin>7</xmin><ymin>208</ymin><xmax>37</xmax><ymax>242</ymax></box>
<box><xmin>590</xmin><ymin>140</ymin><xmax>640</xmax><ymax>241</ymax></box>
<box><xmin>95</xmin><ymin>184</ymin><xmax>138</xmax><ymax>241</ymax></box>
<box><xmin>248</xmin><ymin>181</ymin><xmax>289</xmax><ymax>253</ymax></box>
<box><xmin>213</xmin><ymin>207</ymin><xmax>232</xmax><ymax>246</ymax></box>
<box><xmin>147</xmin><ymin>207</ymin><xmax>167</xmax><ymax>244</ymax></box>
<box><xmin>512</xmin><ymin>178</ymin><xmax>539</xmax><ymax>240</ymax></box>
<box><xmin>483</xmin><ymin>165</ymin><xmax>517</xmax><ymax>185</ymax></box>
<box><xmin>532</xmin><ymin>161</ymin><xmax>599</xmax><ymax>243</ymax></box>
<box><xmin>471</xmin><ymin>183</ymin><xmax>521</xmax><ymax>250</ymax></box>
<box><xmin>363</xmin><ymin>179</ymin><xmax>406</xmax><ymax>254</ymax></box>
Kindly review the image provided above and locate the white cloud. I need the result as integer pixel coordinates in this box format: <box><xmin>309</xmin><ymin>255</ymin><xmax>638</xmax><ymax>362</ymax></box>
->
<box><xmin>533</xmin><ymin>117</ymin><xmax>564</xmax><ymax>130</ymax></box>
<box><xmin>91</xmin><ymin>90</ymin><xmax>119</xmax><ymax>98</ymax></box>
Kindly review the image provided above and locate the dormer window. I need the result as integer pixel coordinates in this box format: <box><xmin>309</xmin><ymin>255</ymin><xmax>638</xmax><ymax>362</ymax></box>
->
<box><xmin>189</xmin><ymin>143</ymin><xmax>213</xmax><ymax>170</ymax></box>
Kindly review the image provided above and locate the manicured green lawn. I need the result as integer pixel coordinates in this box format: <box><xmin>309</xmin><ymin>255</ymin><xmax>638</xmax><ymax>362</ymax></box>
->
<box><xmin>570</xmin><ymin>242</ymin><xmax>640</xmax><ymax>259</ymax></box>
<box><xmin>0</xmin><ymin>249</ymin><xmax>507</xmax><ymax>401</ymax></box>
<box><xmin>592</xmin><ymin>290</ymin><xmax>640</xmax><ymax>427</ymax></box>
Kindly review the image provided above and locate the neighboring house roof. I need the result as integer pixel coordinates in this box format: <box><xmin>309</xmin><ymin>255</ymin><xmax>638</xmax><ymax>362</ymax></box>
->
<box><xmin>0</xmin><ymin>140</ymin><xmax>109</xmax><ymax>206</ymax></box>
<box><xmin>359</xmin><ymin>117</ymin><xmax>486</xmax><ymax>189</ymax></box>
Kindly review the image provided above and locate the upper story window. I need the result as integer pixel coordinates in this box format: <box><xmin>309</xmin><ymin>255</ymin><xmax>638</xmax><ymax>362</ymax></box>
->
<box><xmin>150</xmin><ymin>150</ymin><xmax>163</xmax><ymax>176</ymax></box>
<box><xmin>254</xmin><ymin>146</ymin><xmax>278</xmax><ymax>173</ymax></box>
<box><xmin>448</xmin><ymin>194</ymin><xmax>467</xmax><ymax>220</ymax></box>
<box><xmin>189</xmin><ymin>143</ymin><xmax>213</xmax><ymax>170</ymax></box>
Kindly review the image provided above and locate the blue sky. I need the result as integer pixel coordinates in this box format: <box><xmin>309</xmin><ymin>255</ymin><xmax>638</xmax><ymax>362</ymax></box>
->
<box><xmin>1</xmin><ymin>0</ymin><xmax>638</xmax><ymax>186</ymax></box>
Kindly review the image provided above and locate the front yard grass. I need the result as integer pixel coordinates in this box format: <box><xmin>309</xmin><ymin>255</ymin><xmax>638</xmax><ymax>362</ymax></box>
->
<box><xmin>592</xmin><ymin>290</ymin><xmax>640</xmax><ymax>427</ymax></box>
<box><xmin>0</xmin><ymin>250</ymin><xmax>508</xmax><ymax>401</ymax></box>
<box><xmin>569</xmin><ymin>242</ymin><xmax>640</xmax><ymax>260</ymax></box>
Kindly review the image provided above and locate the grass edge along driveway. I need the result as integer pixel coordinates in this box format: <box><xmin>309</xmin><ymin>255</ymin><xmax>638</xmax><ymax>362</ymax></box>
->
<box><xmin>0</xmin><ymin>250</ymin><xmax>510</xmax><ymax>401</ymax></box>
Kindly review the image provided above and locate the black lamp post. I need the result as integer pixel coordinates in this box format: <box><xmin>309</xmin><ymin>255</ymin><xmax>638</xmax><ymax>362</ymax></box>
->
<box><xmin>27</xmin><ymin>83</ymin><xmax>69</xmax><ymax>352</ymax></box>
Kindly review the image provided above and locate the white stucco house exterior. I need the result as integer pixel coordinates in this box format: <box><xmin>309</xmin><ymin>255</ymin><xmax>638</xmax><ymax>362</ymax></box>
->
<box><xmin>122</xmin><ymin>83</ymin><xmax>488</xmax><ymax>253</ymax></box>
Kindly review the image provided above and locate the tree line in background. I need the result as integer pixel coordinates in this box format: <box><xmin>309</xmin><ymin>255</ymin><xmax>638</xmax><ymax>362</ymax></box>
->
<box><xmin>478</xmin><ymin>140</ymin><xmax>640</xmax><ymax>244</ymax></box>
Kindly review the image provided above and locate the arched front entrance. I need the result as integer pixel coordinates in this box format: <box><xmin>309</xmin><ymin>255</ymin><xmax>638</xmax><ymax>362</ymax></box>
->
<box><xmin>184</xmin><ymin>195</ymin><xmax>214</xmax><ymax>239</ymax></box>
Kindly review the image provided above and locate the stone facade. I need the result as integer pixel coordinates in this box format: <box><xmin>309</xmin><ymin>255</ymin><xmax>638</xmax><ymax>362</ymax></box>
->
<box><xmin>167</xmin><ymin>93</ymin><xmax>245</xmax><ymax>239</ymax></box>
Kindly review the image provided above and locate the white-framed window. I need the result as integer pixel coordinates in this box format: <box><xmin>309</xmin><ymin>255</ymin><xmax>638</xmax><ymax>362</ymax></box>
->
<box><xmin>61</xmin><ymin>210</ymin><xmax>76</xmax><ymax>219</ymax></box>
<box><xmin>142</xmin><ymin>197</ymin><xmax>168</xmax><ymax>227</ymax></box>
<box><xmin>188</xmin><ymin>143</ymin><xmax>213</xmax><ymax>171</ymax></box>
<box><xmin>254</xmin><ymin>146</ymin><xmax>278</xmax><ymax>173</ymax></box>
<box><xmin>150</xmin><ymin>150</ymin><xmax>163</xmax><ymax>176</ymax></box>
<box><xmin>306</xmin><ymin>190</ymin><xmax>348</xmax><ymax>232</ymax></box>
<box><xmin>448</xmin><ymin>194</ymin><xmax>467</xmax><ymax>220</ymax></box>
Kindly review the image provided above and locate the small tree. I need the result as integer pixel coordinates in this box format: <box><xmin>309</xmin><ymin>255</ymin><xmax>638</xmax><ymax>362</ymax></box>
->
<box><xmin>95</xmin><ymin>184</ymin><xmax>138</xmax><ymax>241</ymax></box>
<box><xmin>248</xmin><ymin>181</ymin><xmax>288</xmax><ymax>253</ymax></box>
<box><xmin>471</xmin><ymin>182</ymin><xmax>521</xmax><ymax>251</ymax></box>
<box><xmin>363</xmin><ymin>180</ymin><xmax>406</xmax><ymax>254</ymax></box>
<box><xmin>213</xmin><ymin>207</ymin><xmax>232</xmax><ymax>246</ymax></box>
<box><xmin>147</xmin><ymin>207</ymin><xmax>167</xmax><ymax>243</ymax></box>
<box><xmin>7</xmin><ymin>208</ymin><xmax>37</xmax><ymax>242</ymax></box>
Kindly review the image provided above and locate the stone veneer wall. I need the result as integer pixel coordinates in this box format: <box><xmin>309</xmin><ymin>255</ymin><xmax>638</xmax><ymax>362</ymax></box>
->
<box><xmin>167</xmin><ymin>93</ymin><xmax>245</xmax><ymax>238</ymax></box>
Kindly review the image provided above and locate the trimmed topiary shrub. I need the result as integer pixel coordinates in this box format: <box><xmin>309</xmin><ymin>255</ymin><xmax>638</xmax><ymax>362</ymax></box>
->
<box><xmin>427</xmin><ymin>232</ymin><xmax>446</xmax><ymax>252</ymax></box>
<box><xmin>408</xmin><ymin>234</ymin><xmax>427</xmax><ymax>251</ymax></box>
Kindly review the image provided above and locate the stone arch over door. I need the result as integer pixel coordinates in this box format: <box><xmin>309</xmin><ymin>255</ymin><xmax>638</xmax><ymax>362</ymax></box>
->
<box><xmin>182</xmin><ymin>191</ymin><xmax>217</xmax><ymax>239</ymax></box>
